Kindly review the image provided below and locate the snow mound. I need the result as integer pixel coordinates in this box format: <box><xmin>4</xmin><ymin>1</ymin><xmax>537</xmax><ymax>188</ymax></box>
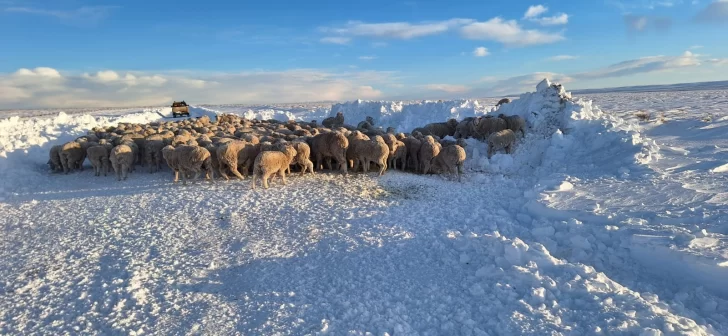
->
<box><xmin>330</xmin><ymin>99</ymin><xmax>490</xmax><ymax>133</ymax></box>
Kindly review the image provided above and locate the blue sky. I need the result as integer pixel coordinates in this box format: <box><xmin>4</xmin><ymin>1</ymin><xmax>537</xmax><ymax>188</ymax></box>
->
<box><xmin>0</xmin><ymin>0</ymin><xmax>727</xmax><ymax>108</ymax></box>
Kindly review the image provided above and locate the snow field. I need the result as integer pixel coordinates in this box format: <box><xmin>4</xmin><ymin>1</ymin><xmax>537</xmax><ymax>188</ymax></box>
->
<box><xmin>1</xmin><ymin>81</ymin><xmax>727</xmax><ymax>334</ymax></box>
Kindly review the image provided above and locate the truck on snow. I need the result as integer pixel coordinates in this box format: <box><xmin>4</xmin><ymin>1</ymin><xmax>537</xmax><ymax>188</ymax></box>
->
<box><xmin>171</xmin><ymin>101</ymin><xmax>190</xmax><ymax>118</ymax></box>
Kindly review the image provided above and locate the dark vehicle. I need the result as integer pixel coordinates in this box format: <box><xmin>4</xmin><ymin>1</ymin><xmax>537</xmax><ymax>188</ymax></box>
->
<box><xmin>171</xmin><ymin>101</ymin><xmax>190</xmax><ymax>118</ymax></box>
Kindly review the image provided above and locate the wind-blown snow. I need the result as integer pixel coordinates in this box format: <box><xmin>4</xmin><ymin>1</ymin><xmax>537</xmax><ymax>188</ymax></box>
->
<box><xmin>1</xmin><ymin>82</ymin><xmax>727</xmax><ymax>335</ymax></box>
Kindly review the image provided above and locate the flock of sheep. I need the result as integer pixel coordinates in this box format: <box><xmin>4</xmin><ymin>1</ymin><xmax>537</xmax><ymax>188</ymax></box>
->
<box><xmin>46</xmin><ymin>99</ymin><xmax>525</xmax><ymax>189</ymax></box>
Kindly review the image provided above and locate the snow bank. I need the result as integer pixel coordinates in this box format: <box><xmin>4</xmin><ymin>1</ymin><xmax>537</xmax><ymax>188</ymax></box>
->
<box><xmin>330</xmin><ymin>99</ymin><xmax>491</xmax><ymax>133</ymax></box>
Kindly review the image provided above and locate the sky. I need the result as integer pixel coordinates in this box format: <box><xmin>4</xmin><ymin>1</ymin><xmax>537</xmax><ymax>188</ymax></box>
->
<box><xmin>0</xmin><ymin>0</ymin><xmax>727</xmax><ymax>108</ymax></box>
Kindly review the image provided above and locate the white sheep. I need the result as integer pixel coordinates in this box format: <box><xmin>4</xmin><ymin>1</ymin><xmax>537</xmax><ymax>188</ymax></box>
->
<box><xmin>162</xmin><ymin>145</ymin><xmax>213</xmax><ymax>185</ymax></box>
<box><xmin>487</xmin><ymin>129</ymin><xmax>516</xmax><ymax>158</ymax></box>
<box><xmin>419</xmin><ymin>135</ymin><xmax>441</xmax><ymax>175</ymax></box>
<box><xmin>86</xmin><ymin>144</ymin><xmax>112</xmax><ymax>177</ymax></box>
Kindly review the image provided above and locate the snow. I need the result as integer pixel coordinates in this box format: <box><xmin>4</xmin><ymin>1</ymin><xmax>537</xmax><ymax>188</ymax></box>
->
<box><xmin>1</xmin><ymin>82</ymin><xmax>728</xmax><ymax>335</ymax></box>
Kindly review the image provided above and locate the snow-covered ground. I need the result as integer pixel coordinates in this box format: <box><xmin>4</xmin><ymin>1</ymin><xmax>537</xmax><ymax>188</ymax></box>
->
<box><xmin>1</xmin><ymin>81</ymin><xmax>727</xmax><ymax>335</ymax></box>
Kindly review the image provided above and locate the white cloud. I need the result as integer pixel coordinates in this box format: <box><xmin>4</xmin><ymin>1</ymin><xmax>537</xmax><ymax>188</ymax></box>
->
<box><xmin>359</xmin><ymin>55</ymin><xmax>377</xmax><ymax>60</ymax></box>
<box><xmin>473</xmin><ymin>47</ymin><xmax>490</xmax><ymax>57</ymax></box>
<box><xmin>574</xmin><ymin>51</ymin><xmax>701</xmax><ymax>79</ymax></box>
<box><xmin>5</xmin><ymin>6</ymin><xmax>118</xmax><ymax>26</ymax></box>
<box><xmin>320</xmin><ymin>36</ymin><xmax>351</xmax><ymax>44</ymax></box>
<box><xmin>624</xmin><ymin>15</ymin><xmax>649</xmax><ymax>31</ymax></box>
<box><xmin>421</xmin><ymin>84</ymin><xmax>470</xmax><ymax>93</ymax></box>
<box><xmin>623</xmin><ymin>14</ymin><xmax>672</xmax><ymax>33</ymax></box>
<box><xmin>694</xmin><ymin>0</ymin><xmax>728</xmax><ymax>23</ymax></box>
<box><xmin>708</xmin><ymin>58</ymin><xmax>728</xmax><ymax>65</ymax></box>
<box><xmin>524</xmin><ymin>5</ymin><xmax>548</xmax><ymax>18</ymax></box>
<box><xmin>522</xmin><ymin>5</ymin><xmax>569</xmax><ymax>25</ymax></box>
<box><xmin>689</xmin><ymin>45</ymin><xmax>704</xmax><ymax>49</ymax></box>
<box><xmin>548</xmin><ymin>55</ymin><xmax>579</xmax><ymax>61</ymax></box>
<box><xmin>531</xmin><ymin>13</ymin><xmax>569</xmax><ymax>25</ymax></box>
<box><xmin>460</xmin><ymin>18</ymin><xmax>565</xmax><ymax>47</ymax></box>
<box><xmin>0</xmin><ymin>68</ymin><xmax>392</xmax><ymax>108</ymax></box>
<box><xmin>320</xmin><ymin>18</ymin><xmax>473</xmax><ymax>40</ymax></box>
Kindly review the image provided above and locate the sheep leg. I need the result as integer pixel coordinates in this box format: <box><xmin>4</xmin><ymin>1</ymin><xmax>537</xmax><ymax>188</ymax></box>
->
<box><xmin>379</xmin><ymin>159</ymin><xmax>386</xmax><ymax>176</ymax></box>
<box><xmin>487</xmin><ymin>145</ymin><xmax>493</xmax><ymax>159</ymax></box>
<box><xmin>338</xmin><ymin>152</ymin><xmax>348</xmax><ymax>174</ymax></box>
<box><xmin>325</xmin><ymin>157</ymin><xmax>332</xmax><ymax>171</ymax></box>
<box><xmin>456</xmin><ymin>163</ymin><xmax>463</xmax><ymax>182</ymax></box>
<box><xmin>280</xmin><ymin>169</ymin><xmax>287</xmax><ymax>185</ymax></box>
<box><xmin>250</xmin><ymin>172</ymin><xmax>257</xmax><ymax>190</ymax></box>
<box><xmin>262</xmin><ymin>172</ymin><xmax>271</xmax><ymax>189</ymax></box>
<box><xmin>181</xmin><ymin>169</ymin><xmax>188</xmax><ymax>185</ymax></box>
<box><xmin>306</xmin><ymin>160</ymin><xmax>314</xmax><ymax>175</ymax></box>
<box><xmin>315</xmin><ymin>153</ymin><xmax>323</xmax><ymax>170</ymax></box>
<box><xmin>173</xmin><ymin>170</ymin><xmax>179</xmax><ymax>183</ymax></box>
<box><xmin>122</xmin><ymin>164</ymin><xmax>130</xmax><ymax>180</ymax></box>
<box><xmin>505</xmin><ymin>144</ymin><xmax>512</xmax><ymax>154</ymax></box>
<box><xmin>218</xmin><ymin>165</ymin><xmax>230</xmax><ymax>181</ymax></box>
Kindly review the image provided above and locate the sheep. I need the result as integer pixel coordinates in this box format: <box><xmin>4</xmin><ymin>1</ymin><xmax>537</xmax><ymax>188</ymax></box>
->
<box><xmin>290</xmin><ymin>141</ymin><xmax>315</xmax><ymax>176</ymax></box>
<box><xmin>163</xmin><ymin>145</ymin><xmax>213</xmax><ymax>185</ymax></box>
<box><xmin>48</xmin><ymin>145</ymin><xmax>63</xmax><ymax>172</ymax></box>
<box><xmin>144</xmin><ymin>134</ymin><xmax>166</xmax><ymax>173</ymax></box>
<box><xmin>498</xmin><ymin>114</ymin><xmax>526</xmax><ymax>137</ymax></box>
<box><xmin>205</xmin><ymin>144</ymin><xmax>220</xmax><ymax>178</ymax></box>
<box><xmin>431</xmin><ymin>145</ymin><xmax>466</xmax><ymax>182</ymax></box>
<box><xmin>352</xmin><ymin>136</ymin><xmax>389</xmax><ymax>176</ymax></box>
<box><xmin>400</xmin><ymin>136</ymin><xmax>422</xmax><ymax>173</ymax></box>
<box><xmin>496</xmin><ymin>98</ymin><xmax>511</xmax><ymax>107</ymax></box>
<box><xmin>487</xmin><ymin>129</ymin><xmax>516</xmax><ymax>159</ymax></box>
<box><xmin>59</xmin><ymin>141</ymin><xmax>87</xmax><ymax>174</ymax></box>
<box><xmin>250</xmin><ymin>144</ymin><xmax>297</xmax><ymax>190</ymax></box>
<box><xmin>454</xmin><ymin>117</ymin><xmax>477</xmax><ymax>139</ymax></box>
<box><xmin>357</xmin><ymin>116</ymin><xmax>375</xmax><ymax>130</ymax></box>
<box><xmin>309</xmin><ymin>131</ymin><xmax>349</xmax><ymax>174</ymax></box>
<box><xmin>110</xmin><ymin>144</ymin><xmax>134</xmax><ymax>181</ymax></box>
<box><xmin>322</xmin><ymin>112</ymin><xmax>345</xmax><ymax>128</ymax></box>
<box><xmin>389</xmin><ymin>140</ymin><xmax>407</xmax><ymax>170</ymax></box>
<box><xmin>346</xmin><ymin>131</ymin><xmax>370</xmax><ymax>170</ymax></box>
<box><xmin>381</xmin><ymin>134</ymin><xmax>399</xmax><ymax>170</ymax></box>
<box><xmin>86</xmin><ymin>144</ymin><xmax>112</xmax><ymax>176</ymax></box>
<box><xmin>413</xmin><ymin>119</ymin><xmax>459</xmax><ymax>139</ymax></box>
<box><xmin>472</xmin><ymin>116</ymin><xmax>507</xmax><ymax>140</ymax></box>
<box><xmin>419</xmin><ymin>135</ymin><xmax>441</xmax><ymax>175</ymax></box>
<box><xmin>215</xmin><ymin>141</ymin><xmax>248</xmax><ymax>180</ymax></box>
<box><xmin>439</xmin><ymin>138</ymin><xmax>467</xmax><ymax>148</ymax></box>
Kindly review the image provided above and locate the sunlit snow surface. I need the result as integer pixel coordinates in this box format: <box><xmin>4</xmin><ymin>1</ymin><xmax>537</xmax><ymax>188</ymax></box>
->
<box><xmin>1</xmin><ymin>83</ymin><xmax>727</xmax><ymax>335</ymax></box>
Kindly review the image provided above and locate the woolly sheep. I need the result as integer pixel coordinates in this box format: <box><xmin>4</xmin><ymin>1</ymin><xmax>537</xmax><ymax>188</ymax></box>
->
<box><xmin>48</xmin><ymin>145</ymin><xmax>63</xmax><ymax>172</ymax></box>
<box><xmin>59</xmin><ymin>141</ymin><xmax>88</xmax><ymax>174</ymax></box>
<box><xmin>419</xmin><ymin>135</ymin><xmax>441</xmax><ymax>175</ymax></box>
<box><xmin>250</xmin><ymin>145</ymin><xmax>297</xmax><ymax>190</ymax></box>
<box><xmin>309</xmin><ymin>131</ymin><xmax>349</xmax><ymax>174</ymax></box>
<box><xmin>439</xmin><ymin>138</ymin><xmax>467</xmax><ymax>148</ymax></box>
<box><xmin>144</xmin><ymin>134</ymin><xmax>166</xmax><ymax>173</ymax></box>
<box><xmin>431</xmin><ymin>145</ymin><xmax>466</xmax><ymax>182</ymax></box>
<box><xmin>389</xmin><ymin>140</ymin><xmax>407</xmax><ymax>170</ymax></box>
<box><xmin>414</xmin><ymin>119</ymin><xmax>458</xmax><ymax>139</ymax></box>
<box><xmin>322</xmin><ymin>112</ymin><xmax>345</xmax><ymax>128</ymax></box>
<box><xmin>163</xmin><ymin>145</ymin><xmax>213</xmax><ymax>185</ymax></box>
<box><xmin>487</xmin><ymin>129</ymin><xmax>516</xmax><ymax>159</ymax></box>
<box><xmin>87</xmin><ymin>144</ymin><xmax>112</xmax><ymax>176</ymax></box>
<box><xmin>454</xmin><ymin>117</ymin><xmax>477</xmax><ymax>139</ymax></box>
<box><xmin>352</xmin><ymin>136</ymin><xmax>389</xmax><ymax>176</ymax></box>
<box><xmin>346</xmin><ymin>131</ymin><xmax>370</xmax><ymax>170</ymax></box>
<box><xmin>400</xmin><ymin>136</ymin><xmax>422</xmax><ymax>173</ymax></box>
<box><xmin>216</xmin><ymin>141</ymin><xmax>248</xmax><ymax>180</ymax></box>
<box><xmin>498</xmin><ymin>114</ymin><xmax>526</xmax><ymax>137</ymax></box>
<box><xmin>496</xmin><ymin>98</ymin><xmax>511</xmax><ymax>107</ymax></box>
<box><xmin>110</xmin><ymin>144</ymin><xmax>134</xmax><ymax>181</ymax></box>
<box><xmin>357</xmin><ymin>116</ymin><xmax>375</xmax><ymax>130</ymax></box>
<box><xmin>290</xmin><ymin>141</ymin><xmax>315</xmax><ymax>176</ymax></box>
<box><xmin>472</xmin><ymin>116</ymin><xmax>507</xmax><ymax>140</ymax></box>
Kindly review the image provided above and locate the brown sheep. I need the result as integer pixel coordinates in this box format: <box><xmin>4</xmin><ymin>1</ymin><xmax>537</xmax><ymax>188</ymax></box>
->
<box><xmin>498</xmin><ymin>114</ymin><xmax>526</xmax><ymax>137</ymax></box>
<box><xmin>389</xmin><ymin>140</ymin><xmax>407</xmax><ymax>171</ymax></box>
<box><xmin>144</xmin><ymin>134</ymin><xmax>166</xmax><ymax>173</ymax></box>
<box><xmin>472</xmin><ymin>116</ymin><xmax>507</xmax><ymax>140</ymax></box>
<box><xmin>322</xmin><ymin>112</ymin><xmax>345</xmax><ymax>128</ymax></box>
<box><xmin>215</xmin><ymin>141</ymin><xmax>248</xmax><ymax>180</ymax></box>
<box><xmin>59</xmin><ymin>141</ymin><xmax>87</xmax><ymax>174</ymax></box>
<box><xmin>48</xmin><ymin>145</ymin><xmax>63</xmax><ymax>172</ymax></box>
<box><xmin>400</xmin><ymin>136</ymin><xmax>422</xmax><ymax>173</ymax></box>
<box><xmin>110</xmin><ymin>144</ymin><xmax>134</xmax><ymax>181</ymax></box>
<box><xmin>309</xmin><ymin>131</ymin><xmax>349</xmax><ymax>174</ymax></box>
<box><xmin>87</xmin><ymin>144</ymin><xmax>112</xmax><ymax>176</ymax></box>
<box><xmin>251</xmin><ymin>145</ymin><xmax>297</xmax><ymax>190</ymax></box>
<box><xmin>290</xmin><ymin>141</ymin><xmax>315</xmax><ymax>176</ymax></box>
<box><xmin>352</xmin><ymin>136</ymin><xmax>389</xmax><ymax>176</ymax></box>
<box><xmin>431</xmin><ymin>145</ymin><xmax>466</xmax><ymax>182</ymax></box>
<box><xmin>413</xmin><ymin>119</ymin><xmax>459</xmax><ymax>139</ymax></box>
<box><xmin>419</xmin><ymin>135</ymin><xmax>441</xmax><ymax>175</ymax></box>
<box><xmin>454</xmin><ymin>117</ymin><xmax>478</xmax><ymax>139</ymax></box>
<box><xmin>346</xmin><ymin>131</ymin><xmax>370</xmax><ymax>169</ymax></box>
<box><xmin>496</xmin><ymin>98</ymin><xmax>511</xmax><ymax>107</ymax></box>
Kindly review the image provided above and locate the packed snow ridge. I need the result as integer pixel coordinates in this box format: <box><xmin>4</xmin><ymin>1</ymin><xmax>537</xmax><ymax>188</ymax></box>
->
<box><xmin>1</xmin><ymin>80</ymin><xmax>727</xmax><ymax>335</ymax></box>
